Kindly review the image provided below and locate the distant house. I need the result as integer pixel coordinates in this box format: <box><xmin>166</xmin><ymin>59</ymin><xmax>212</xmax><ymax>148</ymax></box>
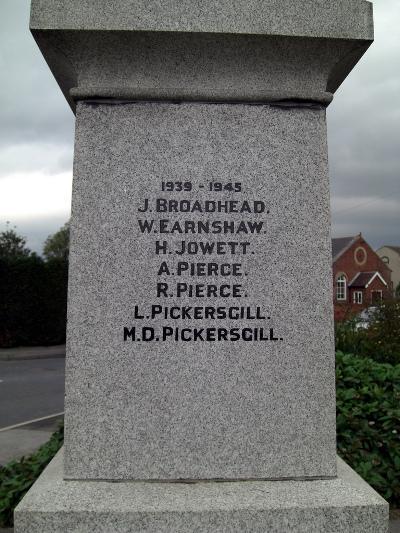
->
<box><xmin>332</xmin><ymin>234</ymin><xmax>392</xmax><ymax>321</ymax></box>
<box><xmin>376</xmin><ymin>246</ymin><xmax>400</xmax><ymax>294</ymax></box>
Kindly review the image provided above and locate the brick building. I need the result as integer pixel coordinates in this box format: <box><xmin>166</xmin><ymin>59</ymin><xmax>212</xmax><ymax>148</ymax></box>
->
<box><xmin>332</xmin><ymin>234</ymin><xmax>392</xmax><ymax>321</ymax></box>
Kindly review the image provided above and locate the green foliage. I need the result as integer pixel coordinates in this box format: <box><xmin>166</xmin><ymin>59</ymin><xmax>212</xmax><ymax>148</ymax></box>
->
<box><xmin>336</xmin><ymin>351</ymin><xmax>400</xmax><ymax>505</ymax></box>
<box><xmin>335</xmin><ymin>299</ymin><xmax>400</xmax><ymax>365</ymax></box>
<box><xmin>366</xmin><ymin>300</ymin><xmax>400</xmax><ymax>363</ymax></box>
<box><xmin>0</xmin><ymin>424</ymin><xmax>64</xmax><ymax>528</ymax></box>
<box><xmin>0</xmin><ymin>255</ymin><xmax>68</xmax><ymax>347</ymax></box>
<box><xmin>396</xmin><ymin>282</ymin><xmax>400</xmax><ymax>298</ymax></box>
<box><xmin>0</xmin><ymin>222</ymin><xmax>69</xmax><ymax>347</ymax></box>
<box><xmin>0</xmin><ymin>223</ymin><xmax>31</xmax><ymax>260</ymax></box>
<box><xmin>43</xmin><ymin>221</ymin><xmax>70</xmax><ymax>261</ymax></box>
<box><xmin>335</xmin><ymin>317</ymin><xmax>367</xmax><ymax>356</ymax></box>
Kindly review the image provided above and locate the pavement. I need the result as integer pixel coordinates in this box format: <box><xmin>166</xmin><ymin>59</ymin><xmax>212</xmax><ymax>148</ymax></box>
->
<box><xmin>0</xmin><ymin>354</ymin><xmax>65</xmax><ymax>465</ymax></box>
<box><xmin>0</xmin><ymin>415</ymin><xmax>63</xmax><ymax>466</ymax></box>
<box><xmin>0</xmin><ymin>344</ymin><xmax>65</xmax><ymax>361</ymax></box>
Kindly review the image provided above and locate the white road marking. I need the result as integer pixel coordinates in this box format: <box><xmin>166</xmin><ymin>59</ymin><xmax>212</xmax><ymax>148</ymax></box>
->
<box><xmin>0</xmin><ymin>412</ymin><xmax>64</xmax><ymax>432</ymax></box>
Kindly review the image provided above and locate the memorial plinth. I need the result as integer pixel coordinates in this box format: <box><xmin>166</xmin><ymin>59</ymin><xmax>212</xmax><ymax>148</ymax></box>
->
<box><xmin>16</xmin><ymin>1</ymin><xmax>388</xmax><ymax>531</ymax></box>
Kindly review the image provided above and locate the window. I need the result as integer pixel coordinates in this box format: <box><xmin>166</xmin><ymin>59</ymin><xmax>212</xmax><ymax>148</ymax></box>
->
<box><xmin>353</xmin><ymin>291</ymin><xmax>363</xmax><ymax>304</ymax></box>
<box><xmin>381</xmin><ymin>256</ymin><xmax>389</xmax><ymax>264</ymax></box>
<box><xmin>354</xmin><ymin>246</ymin><xmax>367</xmax><ymax>265</ymax></box>
<box><xmin>371</xmin><ymin>290</ymin><xmax>382</xmax><ymax>304</ymax></box>
<box><xmin>336</xmin><ymin>274</ymin><xmax>347</xmax><ymax>301</ymax></box>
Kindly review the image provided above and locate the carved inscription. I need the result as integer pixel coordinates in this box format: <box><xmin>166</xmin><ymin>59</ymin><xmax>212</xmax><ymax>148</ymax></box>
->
<box><xmin>124</xmin><ymin>181</ymin><xmax>283</xmax><ymax>343</ymax></box>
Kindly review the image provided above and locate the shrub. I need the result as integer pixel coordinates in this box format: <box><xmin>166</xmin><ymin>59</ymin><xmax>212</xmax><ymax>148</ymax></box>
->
<box><xmin>364</xmin><ymin>300</ymin><xmax>400</xmax><ymax>364</ymax></box>
<box><xmin>0</xmin><ymin>424</ymin><xmax>64</xmax><ymax>528</ymax></box>
<box><xmin>336</xmin><ymin>351</ymin><xmax>400</xmax><ymax>505</ymax></box>
<box><xmin>335</xmin><ymin>299</ymin><xmax>400</xmax><ymax>365</ymax></box>
<box><xmin>0</xmin><ymin>256</ymin><xmax>68</xmax><ymax>347</ymax></box>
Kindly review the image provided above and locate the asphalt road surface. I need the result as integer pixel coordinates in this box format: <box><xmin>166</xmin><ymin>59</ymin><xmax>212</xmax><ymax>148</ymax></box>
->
<box><xmin>0</xmin><ymin>358</ymin><xmax>65</xmax><ymax>429</ymax></box>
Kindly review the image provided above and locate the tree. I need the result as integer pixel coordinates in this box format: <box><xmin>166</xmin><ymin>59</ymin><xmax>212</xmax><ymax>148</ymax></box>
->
<box><xmin>396</xmin><ymin>282</ymin><xmax>400</xmax><ymax>298</ymax></box>
<box><xmin>43</xmin><ymin>221</ymin><xmax>70</xmax><ymax>261</ymax></box>
<box><xmin>0</xmin><ymin>223</ymin><xmax>31</xmax><ymax>260</ymax></box>
<box><xmin>364</xmin><ymin>297</ymin><xmax>400</xmax><ymax>364</ymax></box>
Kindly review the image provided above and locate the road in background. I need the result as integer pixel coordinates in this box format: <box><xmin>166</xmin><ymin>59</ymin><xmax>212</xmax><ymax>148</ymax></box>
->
<box><xmin>0</xmin><ymin>357</ymin><xmax>65</xmax><ymax>429</ymax></box>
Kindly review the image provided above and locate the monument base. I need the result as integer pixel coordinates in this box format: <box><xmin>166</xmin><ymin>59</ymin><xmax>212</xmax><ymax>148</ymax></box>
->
<box><xmin>15</xmin><ymin>449</ymin><xmax>387</xmax><ymax>533</ymax></box>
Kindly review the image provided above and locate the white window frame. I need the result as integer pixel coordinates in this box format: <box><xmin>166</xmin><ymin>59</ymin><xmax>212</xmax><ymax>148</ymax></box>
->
<box><xmin>336</xmin><ymin>274</ymin><xmax>347</xmax><ymax>301</ymax></box>
<box><xmin>353</xmin><ymin>291</ymin><xmax>363</xmax><ymax>304</ymax></box>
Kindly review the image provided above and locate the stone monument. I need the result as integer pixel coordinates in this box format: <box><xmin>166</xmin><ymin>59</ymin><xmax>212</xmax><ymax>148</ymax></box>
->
<box><xmin>16</xmin><ymin>0</ymin><xmax>388</xmax><ymax>531</ymax></box>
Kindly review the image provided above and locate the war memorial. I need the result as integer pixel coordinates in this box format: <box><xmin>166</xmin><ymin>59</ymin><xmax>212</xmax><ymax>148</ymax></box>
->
<box><xmin>15</xmin><ymin>1</ymin><xmax>388</xmax><ymax>531</ymax></box>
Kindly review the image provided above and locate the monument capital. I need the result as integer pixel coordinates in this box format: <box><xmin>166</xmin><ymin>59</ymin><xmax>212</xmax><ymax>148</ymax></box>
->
<box><xmin>30</xmin><ymin>0</ymin><xmax>373</xmax><ymax>111</ymax></box>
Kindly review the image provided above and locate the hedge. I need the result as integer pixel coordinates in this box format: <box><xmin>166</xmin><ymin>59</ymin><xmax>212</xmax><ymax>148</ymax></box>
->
<box><xmin>0</xmin><ymin>256</ymin><xmax>68</xmax><ymax>347</ymax></box>
<box><xmin>335</xmin><ymin>300</ymin><xmax>400</xmax><ymax>365</ymax></box>
<box><xmin>336</xmin><ymin>351</ymin><xmax>400</xmax><ymax>505</ymax></box>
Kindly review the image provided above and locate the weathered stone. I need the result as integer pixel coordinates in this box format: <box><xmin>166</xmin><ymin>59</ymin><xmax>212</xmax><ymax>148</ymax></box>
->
<box><xmin>30</xmin><ymin>0</ymin><xmax>373</xmax><ymax>39</ymax></box>
<box><xmin>16</xmin><ymin>1</ymin><xmax>388</xmax><ymax>531</ymax></box>
<box><xmin>30</xmin><ymin>1</ymin><xmax>373</xmax><ymax>111</ymax></box>
<box><xmin>15</xmin><ymin>449</ymin><xmax>388</xmax><ymax>533</ymax></box>
<box><xmin>64</xmin><ymin>100</ymin><xmax>335</xmax><ymax>480</ymax></box>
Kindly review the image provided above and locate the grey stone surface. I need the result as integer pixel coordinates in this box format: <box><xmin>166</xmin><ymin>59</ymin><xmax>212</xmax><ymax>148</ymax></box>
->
<box><xmin>30</xmin><ymin>2</ymin><xmax>373</xmax><ymax>111</ymax></box>
<box><xmin>30</xmin><ymin>0</ymin><xmax>373</xmax><ymax>40</ymax></box>
<box><xmin>63</xmin><ymin>101</ymin><xmax>336</xmax><ymax>481</ymax></box>
<box><xmin>15</xmin><ymin>449</ymin><xmax>389</xmax><ymax>532</ymax></box>
<box><xmin>30</xmin><ymin>31</ymin><xmax>372</xmax><ymax>112</ymax></box>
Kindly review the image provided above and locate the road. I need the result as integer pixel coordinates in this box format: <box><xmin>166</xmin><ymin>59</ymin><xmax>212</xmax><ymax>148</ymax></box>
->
<box><xmin>0</xmin><ymin>357</ymin><xmax>65</xmax><ymax>429</ymax></box>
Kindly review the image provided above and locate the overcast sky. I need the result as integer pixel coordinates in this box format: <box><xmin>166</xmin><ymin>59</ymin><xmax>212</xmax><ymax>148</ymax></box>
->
<box><xmin>0</xmin><ymin>0</ymin><xmax>399</xmax><ymax>254</ymax></box>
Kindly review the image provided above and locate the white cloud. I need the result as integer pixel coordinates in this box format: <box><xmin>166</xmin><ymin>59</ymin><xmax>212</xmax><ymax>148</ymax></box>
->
<box><xmin>0</xmin><ymin>143</ymin><xmax>73</xmax><ymax>178</ymax></box>
<box><xmin>0</xmin><ymin>171</ymin><xmax>72</xmax><ymax>221</ymax></box>
<box><xmin>331</xmin><ymin>196</ymin><xmax>400</xmax><ymax>217</ymax></box>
